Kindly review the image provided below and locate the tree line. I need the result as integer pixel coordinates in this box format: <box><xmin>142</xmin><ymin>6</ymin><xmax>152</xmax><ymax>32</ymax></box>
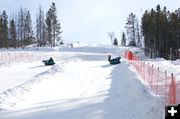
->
<box><xmin>141</xmin><ymin>5</ymin><xmax>180</xmax><ymax>59</ymax></box>
<box><xmin>120</xmin><ymin>5</ymin><xmax>180</xmax><ymax>59</ymax></box>
<box><xmin>0</xmin><ymin>2</ymin><xmax>62</xmax><ymax>48</ymax></box>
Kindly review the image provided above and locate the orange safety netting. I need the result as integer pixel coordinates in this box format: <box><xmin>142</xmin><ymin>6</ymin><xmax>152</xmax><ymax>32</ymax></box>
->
<box><xmin>124</xmin><ymin>50</ymin><xmax>180</xmax><ymax>105</ymax></box>
<box><xmin>0</xmin><ymin>52</ymin><xmax>34</xmax><ymax>64</ymax></box>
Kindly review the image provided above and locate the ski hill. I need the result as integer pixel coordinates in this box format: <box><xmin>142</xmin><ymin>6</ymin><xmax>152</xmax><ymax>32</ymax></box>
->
<box><xmin>0</xmin><ymin>43</ymin><xmax>175</xmax><ymax>119</ymax></box>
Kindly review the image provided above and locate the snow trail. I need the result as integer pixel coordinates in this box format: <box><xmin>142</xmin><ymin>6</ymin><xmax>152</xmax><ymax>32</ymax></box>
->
<box><xmin>0</xmin><ymin>45</ymin><xmax>164</xmax><ymax>119</ymax></box>
<box><xmin>103</xmin><ymin>60</ymin><xmax>164</xmax><ymax>119</ymax></box>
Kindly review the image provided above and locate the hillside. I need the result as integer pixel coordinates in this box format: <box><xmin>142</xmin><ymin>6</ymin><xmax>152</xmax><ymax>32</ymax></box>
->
<box><xmin>0</xmin><ymin>43</ymin><xmax>168</xmax><ymax>119</ymax></box>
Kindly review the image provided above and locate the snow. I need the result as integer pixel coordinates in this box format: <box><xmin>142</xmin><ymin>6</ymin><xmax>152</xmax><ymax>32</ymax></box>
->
<box><xmin>0</xmin><ymin>62</ymin><xmax>51</xmax><ymax>92</ymax></box>
<box><xmin>143</xmin><ymin>59</ymin><xmax>180</xmax><ymax>81</ymax></box>
<box><xmin>0</xmin><ymin>44</ymin><xmax>166</xmax><ymax>119</ymax></box>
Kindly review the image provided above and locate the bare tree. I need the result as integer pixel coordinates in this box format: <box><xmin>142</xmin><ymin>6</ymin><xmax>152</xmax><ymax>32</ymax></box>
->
<box><xmin>107</xmin><ymin>31</ymin><xmax>115</xmax><ymax>45</ymax></box>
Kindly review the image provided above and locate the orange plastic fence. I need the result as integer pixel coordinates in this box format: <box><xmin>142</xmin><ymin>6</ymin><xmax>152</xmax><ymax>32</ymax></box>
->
<box><xmin>124</xmin><ymin>50</ymin><xmax>180</xmax><ymax>105</ymax></box>
<box><xmin>0</xmin><ymin>52</ymin><xmax>34</xmax><ymax>64</ymax></box>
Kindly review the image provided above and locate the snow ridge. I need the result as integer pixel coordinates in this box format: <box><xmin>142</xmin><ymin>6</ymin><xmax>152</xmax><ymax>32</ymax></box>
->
<box><xmin>0</xmin><ymin>62</ymin><xmax>65</xmax><ymax>110</ymax></box>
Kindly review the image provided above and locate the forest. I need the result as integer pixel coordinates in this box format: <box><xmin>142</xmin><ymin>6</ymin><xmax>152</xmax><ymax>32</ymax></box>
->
<box><xmin>0</xmin><ymin>2</ymin><xmax>62</xmax><ymax>48</ymax></box>
<box><xmin>123</xmin><ymin>5</ymin><xmax>180</xmax><ymax>59</ymax></box>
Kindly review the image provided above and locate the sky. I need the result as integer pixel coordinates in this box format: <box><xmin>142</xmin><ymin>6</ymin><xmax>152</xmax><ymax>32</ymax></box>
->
<box><xmin>0</xmin><ymin>0</ymin><xmax>180</xmax><ymax>45</ymax></box>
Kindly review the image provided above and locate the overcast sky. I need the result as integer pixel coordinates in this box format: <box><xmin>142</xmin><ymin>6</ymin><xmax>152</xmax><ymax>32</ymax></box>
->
<box><xmin>0</xmin><ymin>0</ymin><xmax>179</xmax><ymax>44</ymax></box>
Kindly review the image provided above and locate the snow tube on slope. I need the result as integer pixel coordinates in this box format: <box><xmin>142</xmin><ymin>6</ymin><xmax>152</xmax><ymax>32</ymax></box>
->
<box><xmin>108</xmin><ymin>55</ymin><xmax>121</xmax><ymax>64</ymax></box>
<box><xmin>43</xmin><ymin>60</ymin><xmax>55</xmax><ymax>65</ymax></box>
<box><xmin>109</xmin><ymin>60</ymin><xmax>121</xmax><ymax>64</ymax></box>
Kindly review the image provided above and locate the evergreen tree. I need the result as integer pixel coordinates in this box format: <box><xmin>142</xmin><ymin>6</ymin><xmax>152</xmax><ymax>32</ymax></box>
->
<box><xmin>141</xmin><ymin>10</ymin><xmax>149</xmax><ymax>55</ymax></box>
<box><xmin>1</xmin><ymin>11</ymin><xmax>9</xmax><ymax>48</ymax></box>
<box><xmin>0</xmin><ymin>3</ymin><xmax>63</xmax><ymax>49</ymax></box>
<box><xmin>9</xmin><ymin>19</ymin><xmax>17</xmax><ymax>48</ymax></box>
<box><xmin>13</xmin><ymin>11</ymin><xmax>20</xmax><ymax>47</ymax></box>
<box><xmin>141</xmin><ymin>5</ymin><xmax>180</xmax><ymax>59</ymax></box>
<box><xmin>16</xmin><ymin>8</ymin><xmax>34</xmax><ymax>48</ymax></box>
<box><xmin>113</xmin><ymin>38</ymin><xmax>118</xmax><ymax>45</ymax></box>
<box><xmin>36</xmin><ymin>5</ymin><xmax>46</xmax><ymax>47</ymax></box>
<box><xmin>46</xmin><ymin>2</ymin><xmax>62</xmax><ymax>47</ymax></box>
<box><xmin>0</xmin><ymin>15</ymin><xmax>3</xmax><ymax>48</ymax></box>
<box><xmin>24</xmin><ymin>10</ymin><xmax>34</xmax><ymax>46</ymax></box>
<box><xmin>121</xmin><ymin>32</ymin><xmax>126</xmax><ymax>46</ymax></box>
<box><xmin>136</xmin><ymin>19</ymin><xmax>141</xmax><ymax>47</ymax></box>
<box><xmin>125</xmin><ymin>13</ymin><xmax>137</xmax><ymax>46</ymax></box>
<box><xmin>46</xmin><ymin>13</ymin><xmax>52</xmax><ymax>46</ymax></box>
<box><xmin>55</xmin><ymin>20</ymin><xmax>62</xmax><ymax>43</ymax></box>
<box><xmin>17</xmin><ymin>7</ymin><xmax>25</xmax><ymax>47</ymax></box>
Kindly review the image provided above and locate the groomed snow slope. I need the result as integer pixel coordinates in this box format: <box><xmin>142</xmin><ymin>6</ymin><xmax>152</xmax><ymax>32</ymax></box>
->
<box><xmin>0</xmin><ymin>44</ymin><xmax>164</xmax><ymax>119</ymax></box>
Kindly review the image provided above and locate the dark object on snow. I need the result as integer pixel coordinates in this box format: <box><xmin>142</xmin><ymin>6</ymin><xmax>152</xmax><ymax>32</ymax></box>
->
<box><xmin>43</xmin><ymin>57</ymin><xmax>55</xmax><ymax>65</ymax></box>
<box><xmin>108</xmin><ymin>55</ymin><xmax>121</xmax><ymax>64</ymax></box>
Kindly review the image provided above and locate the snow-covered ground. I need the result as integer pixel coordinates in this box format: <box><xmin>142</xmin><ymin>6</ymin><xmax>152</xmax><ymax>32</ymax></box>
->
<box><xmin>143</xmin><ymin>58</ymin><xmax>180</xmax><ymax>81</ymax></box>
<box><xmin>0</xmin><ymin>44</ymin><xmax>165</xmax><ymax>119</ymax></box>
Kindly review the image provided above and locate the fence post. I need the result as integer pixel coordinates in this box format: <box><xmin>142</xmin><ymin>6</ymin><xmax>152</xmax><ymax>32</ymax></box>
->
<box><xmin>169</xmin><ymin>73</ymin><xmax>176</xmax><ymax>104</ymax></box>
<box><xmin>9</xmin><ymin>53</ymin><xmax>11</xmax><ymax>63</ymax></box>
<box><xmin>165</xmin><ymin>71</ymin><xmax>167</xmax><ymax>104</ymax></box>
<box><xmin>151</xmin><ymin>65</ymin><xmax>154</xmax><ymax>88</ymax></box>
<box><xmin>172</xmin><ymin>73</ymin><xmax>176</xmax><ymax>104</ymax></box>
<box><xmin>143</xmin><ymin>61</ymin><xmax>145</xmax><ymax>82</ymax></box>
<box><xmin>147</xmin><ymin>63</ymin><xmax>149</xmax><ymax>85</ymax></box>
<box><xmin>138</xmin><ymin>57</ymin><xmax>141</xmax><ymax>75</ymax></box>
<box><xmin>0</xmin><ymin>52</ymin><xmax>2</xmax><ymax>63</ymax></box>
<box><xmin>156</xmin><ymin>67</ymin><xmax>159</xmax><ymax>95</ymax></box>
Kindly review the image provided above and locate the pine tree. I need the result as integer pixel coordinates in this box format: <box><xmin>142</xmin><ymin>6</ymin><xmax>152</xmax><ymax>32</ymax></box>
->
<box><xmin>55</xmin><ymin>21</ymin><xmax>62</xmax><ymax>43</ymax></box>
<box><xmin>46</xmin><ymin>12</ymin><xmax>52</xmax><ymax>46</ymax></box>
<box><xmin>0</xmin><ymin>15</ymin><xmax>3</xmax><ymax>48</ymax></box>
<box><xmin>17</xmin><ymin>8</ymin><xmax>34</xmax><ymax>48</ymax></box>
<box><xmin>9</xmin><ymin>19</ymin><xmax>17</xmax><ymax>48</ymax></box>
<box><xmin>0</xmin><ymin>3</ymin><xmax>64</xmax><ymax>49</ymax></box>
<box><xmin>141</xmin><ymin>5</ymin><xmax>180</xmax><ymax>59</ymax></box>
<box><xmin>46</xmin><ymin>2</ymin><xmax>62</xmax><ymax>47</ymax></box>
<box><xmin>136</xmin><ymin>19</ymin><xmax>141</xmax><ymax>47</ymax></box>
<box><xmin>36</xmin><ymin>5</ymin><xmax>46</xmax><ymax>47</ymax></box>
<box><xmin>24</xmin><ymin>10</ymin><xmax>34</xmax><ymax>46</ymax></box>
<box><xmin>121</xmin><ymin>32</ymin><xmax>126</xmax><ymax>46</ymax></box>
<box><xmin>113</xmin><ymin>38</ymin><xmax>118</xmax><ymax>46</ymax></box>
<box><xmin>51</xmin><ymin>2</ymin><xmax>57</xmax><ymax>47</ymax></box>
<box><xmin>2</xmin><ymin>10</ymin><xmax>9</xmax><ymax>48</ymax></box>
<box><xmin>125</xmin><ymin>13</ymin><xmax>137</xmax><ymax>46</ymax></box>
<box><xmin>13</xmin><ymin>11</ymin><xmax>20</xmax><ymax>47</ymax></box>
<box><xmin>17</xmin><ymin>7</ymin><xmax>25</xmax><ymax>47</ymax></box>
